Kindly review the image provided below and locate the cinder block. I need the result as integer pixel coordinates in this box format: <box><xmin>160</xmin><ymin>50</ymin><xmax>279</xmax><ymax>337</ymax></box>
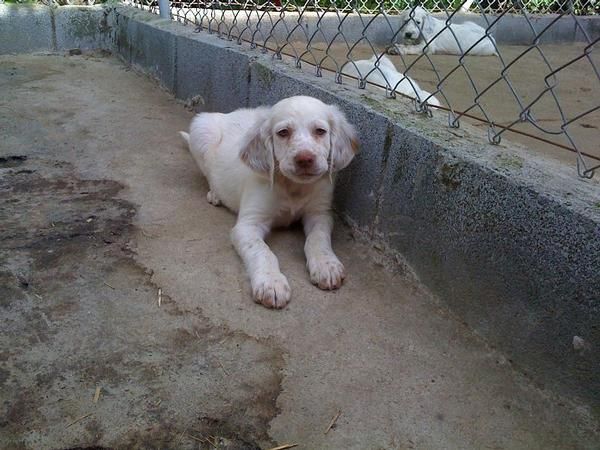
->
<box><xmin>574</xmin><ymin>16</ymin><xmax>600</xmax><ymax>43</ymax></box>
<box><xmin>175</xmin><ymin>32</ymin><xmax>251</xmax><ymax>112</ymax></box>
<box><xmin>112</xmin><ymin>8</ymin><xmax>133</xmax><ymax>63</ymax></box>
<box><xmin>55</xmin><ymin>6</ymin><xmax>110</xmax><ymax>51</ymax></box>
<box><xmin>332</xmin><ymin>105</ymin><xmax>390</xmax><ymax>229</ymax></box>
<box><xmin>0</xmin><ymin>4</ymin><xmax>54</xmax><ymax>54</ymax></box>
<box><xmin>375</xmin><ymin>120</ymin><xmax>600</xmax><ymax>405</ymax></box>
<box><xmin>129</xmin><ymin>19</ymin><xmax>176</xmax><ymax>92</ymax></box>
<box><xmin>370</xmin><ymin>124</ymin><xmax>443</xmax><ymax>248</ymax></box>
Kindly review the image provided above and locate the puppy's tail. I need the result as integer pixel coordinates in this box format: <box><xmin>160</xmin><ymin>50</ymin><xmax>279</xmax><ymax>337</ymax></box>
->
<box><xmin>179</xmin><ymin>131</ymin><xmax>190</xmax><ymax>148</ymax></box>
<box><xmin>420</xmin><ymin>90</ymin><xmax>441</xmax><ymax>107</ymax></box>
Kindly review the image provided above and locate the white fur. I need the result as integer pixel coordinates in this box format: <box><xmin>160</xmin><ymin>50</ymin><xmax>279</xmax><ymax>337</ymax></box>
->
<box><xmin>180</xmin><ymin>96</ymin><xmax>358</xmax><ymax>309</ymax></box>
<box><xmin>342</xmin><ymin>55</ymin><xmax>441</xmax><ymax>107</ymax></box>
<box><xmin>389</xmin><ymin>6</ymin><xmax>498</xmax><ymax>56</ymax></box>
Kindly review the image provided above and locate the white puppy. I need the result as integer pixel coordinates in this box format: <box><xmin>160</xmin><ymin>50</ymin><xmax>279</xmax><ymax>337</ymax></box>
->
<box><xmin>342</xmin><ymin>55</ymin><xmax>441</xmax><ymax>107</ymax></box>
<box><xmin>180</xmin><ymin>96</ymin><xmax>358</xmax><ymax>309</ymax></box>
<box><xmin>388</xmin><ymin>6</ymin><xmax>498</xmax><ymax>56</ymax></box>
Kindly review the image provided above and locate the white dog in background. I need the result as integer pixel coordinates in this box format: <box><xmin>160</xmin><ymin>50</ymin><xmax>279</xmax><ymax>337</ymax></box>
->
<box><xmin>388</xmin><ymin>6</ymin><xmax>498</xmax><ymax>56</ymax></box>
<box><xmin>343</xmin><ymin>55</ymin><xmax>441</xmax><ymax>107</ymax></box>
<box><xmin>180</xmin><ymin>96</ymin><xmax>358</xmax><ymax>309</ymax></box>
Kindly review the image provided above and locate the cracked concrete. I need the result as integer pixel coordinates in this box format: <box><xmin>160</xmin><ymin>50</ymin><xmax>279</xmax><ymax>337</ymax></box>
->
<box><xmin>1</xmin><ymin>52</ymin><xmax>598</xmax><ymax>449</ymax></box>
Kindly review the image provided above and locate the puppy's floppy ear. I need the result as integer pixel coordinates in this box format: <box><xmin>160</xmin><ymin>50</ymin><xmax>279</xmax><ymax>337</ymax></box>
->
<box><xmin>328</xmin><ymin>104</ymin><xmax>359</xmax><ymax>172</ymax></box>
<box><xmin>239</xmin><ymin>116</ymin><xmax>273</xmax><ymax>174</ymax></box>
<box><xmin>422</xmin><ymin>10</ymin><xmax>435</xmax><ymax>35</ymax></box>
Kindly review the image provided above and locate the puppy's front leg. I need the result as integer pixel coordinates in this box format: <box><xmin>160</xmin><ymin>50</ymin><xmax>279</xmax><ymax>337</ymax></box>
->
<box><xmin>303</xmin><ymin>213</ymin><xmax>345</xmax><ymax>290</ymax></box>
<box><xmin>389</xmin><ymin>42</ymin><xmax>427</xmax><ymax>55</ymax></box>
<box><xmin>231</xmin><ymin>221</ymin><xmax>291</xmax><ymax>309</ymax></box>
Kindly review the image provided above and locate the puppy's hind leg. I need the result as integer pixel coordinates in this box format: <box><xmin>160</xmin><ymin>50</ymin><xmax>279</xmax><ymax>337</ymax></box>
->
<box><xmin>182</xmin><ymin>115</ymin><xmax>224</xmax><ymax>206</ymax></box>
<box><xmin>182</xmin><ymin>113</ymin><xmax>224</xmax><ymax>179</ymax></box>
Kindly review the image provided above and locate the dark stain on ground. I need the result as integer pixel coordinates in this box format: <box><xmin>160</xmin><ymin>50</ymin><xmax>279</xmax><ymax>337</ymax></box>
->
<box><xmin>0</xmin><ymin>157</ymin><xmax>284</xmax><ymax>449</ymax></box>
<box><xmin>0</xmin><ymin>155</ymin><xmax>27</xmax><ymax>168</ymax></box>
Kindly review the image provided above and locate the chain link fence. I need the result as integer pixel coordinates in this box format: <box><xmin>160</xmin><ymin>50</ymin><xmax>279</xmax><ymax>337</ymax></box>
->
<box><xmin>131</xmin><ymin>0</ymin><xmax>600</xmax><ymax>179</ymax></box>
<box><xmin>133</xmin><ymin>0</ymin><xmax>598</xmax><ymax>15</ymax></box>
<box><xmin>324</xmin><ymin>0</ymin><xmax>597</xmax><ymax>14</ymax></box>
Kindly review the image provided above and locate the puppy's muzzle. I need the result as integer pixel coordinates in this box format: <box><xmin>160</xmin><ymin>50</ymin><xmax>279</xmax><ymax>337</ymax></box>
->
<box><xmin>403</xmin><ymin>30</ymin><xmax>422</xmax><ymax>44</ymax></box>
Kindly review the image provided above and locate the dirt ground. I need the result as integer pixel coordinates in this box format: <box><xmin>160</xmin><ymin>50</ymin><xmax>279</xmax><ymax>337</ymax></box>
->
<box><xmin>1</xmin><ymin>52</ymin><xmax>599</xmax><ymax>449</ymax></box>
<box><xmin>284</xmin><ymin>41</ymin><xmax>600</xmax><ymax>171</ymax></box>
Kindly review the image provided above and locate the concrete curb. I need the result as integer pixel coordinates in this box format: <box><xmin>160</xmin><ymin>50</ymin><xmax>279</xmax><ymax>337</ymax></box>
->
<box><xmin>1</xmin><ymin>4</ymin><xmax>599</xmax><ymax>413</ymax></box>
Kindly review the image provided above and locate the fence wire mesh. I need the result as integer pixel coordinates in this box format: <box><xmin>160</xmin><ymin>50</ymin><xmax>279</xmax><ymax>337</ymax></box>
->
<box><xmin>131</xmin><ymin>0</ymin><xmax>600</xmax><ymax>179</ymax></box>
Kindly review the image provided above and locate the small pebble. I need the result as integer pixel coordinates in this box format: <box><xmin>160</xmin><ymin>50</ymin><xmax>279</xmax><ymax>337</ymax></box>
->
<box><xmin>572</xmin><ymin>335</ymin><xmax>585</xmax><ymax>351</ymax></box>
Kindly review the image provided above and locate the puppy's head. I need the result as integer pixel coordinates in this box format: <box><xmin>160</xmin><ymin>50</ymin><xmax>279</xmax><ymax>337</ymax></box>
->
<box><xmin>400</xmin><ymin>6</ymin><xmax>429</xmax><ymax>44</ymax></box>
<box><xmin>240</xmin><ymin>96</ymin><xmax>358</xmax><ymax>184</ymax></box>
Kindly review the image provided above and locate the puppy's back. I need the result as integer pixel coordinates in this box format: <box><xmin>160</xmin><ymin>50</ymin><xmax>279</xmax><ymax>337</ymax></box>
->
<box><xmin>182</xmin><ymin>107</ymin><xmax>270</xmax><ymax>213</ymax></box>
<box><xmin>185</xmin><ymin>110</ymin><xmax>253</xmax><ymax>177</ymax></box>
<box><xmin>344</xmin><ymin>58</ymin><xmax>440</xmax><ymax>106</ymax></box>
<box><xmin>189</xmin><ymin>112</ymin><xmax>225</xmax><ymax>156</ymax></box>
<box><xmin>454</xmin><ymin>21</ymin><xmax>498</xmax><ymax>56</ymax></box>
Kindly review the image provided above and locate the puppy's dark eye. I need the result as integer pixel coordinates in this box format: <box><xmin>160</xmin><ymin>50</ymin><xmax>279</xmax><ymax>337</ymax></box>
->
<box><xmin>277</xmin><ymin>129</ymin><xmax>290</xmax><ymax>138</ymax></box>
<box><xmin>315</xmin><ymin>128</ymin><xmax>327</xmax><ymax>136</ymax></box>
<box><xmin>416</xmin><ymin>20</ymin><xmax>421</xmax><ymax>25</ymax></box>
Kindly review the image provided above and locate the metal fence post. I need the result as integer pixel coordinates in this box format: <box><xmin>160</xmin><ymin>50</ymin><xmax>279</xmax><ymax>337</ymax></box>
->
<box><xmin>158</xmin><ymin>0</ymin><xmax>170</xmax><ymax>19</ymax></box>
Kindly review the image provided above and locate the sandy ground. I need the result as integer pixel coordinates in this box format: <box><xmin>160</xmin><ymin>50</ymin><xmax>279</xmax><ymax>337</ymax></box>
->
<box><xmin>284</xmin><ymin>41</ymin><xmax>600</xmax><ymax>171</ymax></box>
<box><xmin>1</xmin><ymin>53</ymin><xmax>599</xmax><ymax>449</ymax></box>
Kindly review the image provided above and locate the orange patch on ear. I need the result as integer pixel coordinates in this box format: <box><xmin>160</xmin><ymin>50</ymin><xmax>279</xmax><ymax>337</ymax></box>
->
<box><xmin>239</xmin><ymin>150</ymin><xmax>249</xmax><ymax>164</ymax></box>
<box><xmin>351</xmin><ymin>137</ymin><xmax>360</xmax><ymax>154</ymax></box>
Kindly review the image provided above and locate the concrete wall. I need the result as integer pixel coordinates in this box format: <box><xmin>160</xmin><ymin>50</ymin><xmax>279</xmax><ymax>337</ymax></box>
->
<box><xmin>0</xmin><ymin>4</ymin><xmax>55</xmax><ymax>53</ymax></box>
<box><xmin>1</xmin><ymin>4</ymin><xmax>599</xmax><ymax>413</ymax></box>
<box><xmin>0</xmin><ymin>5</ymin><xmax>113</xmax><ymax>53</ymax></box>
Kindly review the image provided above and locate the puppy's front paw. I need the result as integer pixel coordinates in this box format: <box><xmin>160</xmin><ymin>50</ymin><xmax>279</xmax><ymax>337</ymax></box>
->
<box><xmin>386</xmin><ymin>44</ymin><xmax>402</xmax><ymax>55</ymax></box>
<box><xmin>207</xmin><ymin>190</ymin><xmax>221</xmax><ymax>206</ymax></box>
<box><xmin>252</xmin><ymin>272</ymin><xmax>291</xmax><ymax>309</ymax></box>
<box><xmin>308</xmin><ymin>256</ymin><xmax>345</xmax><ymax>290</ymax></box>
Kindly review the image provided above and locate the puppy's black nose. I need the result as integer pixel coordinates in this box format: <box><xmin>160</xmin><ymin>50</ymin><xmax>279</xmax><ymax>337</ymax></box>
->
<box><xmin>294</xmin><ymin>151</ymin><xmax>315</xmax><ymax>169</ymax></box>
<box><xmin>405</xmin><ymin>32</ymin><xmax>413</xmax><ymax>39</ymax></box>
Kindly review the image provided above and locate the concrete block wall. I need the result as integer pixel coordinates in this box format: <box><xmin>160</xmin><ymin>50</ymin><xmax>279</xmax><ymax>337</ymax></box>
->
<box><xmin>1</xmin><ymin>4</ymin><xmax>599</xmax><ymax>414</ymax></box>
<box><xmin>54</xmin><ymin>6</ymin><xmax>113</xmax><ymax>50</ymax></box>
<box><xmin>0</xmin><ymin>5</ymin><xmax>112</xmax><ymax>54</ymax></box>
<box><xmin>175</xmin><ymin>32</ymin><xmax>251</xmax><ymax>112</ymax></box>
<box><xmin>0</xmin><ymin>5</ymin><xmax>55</xmax><ymax>54</ymax></box>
